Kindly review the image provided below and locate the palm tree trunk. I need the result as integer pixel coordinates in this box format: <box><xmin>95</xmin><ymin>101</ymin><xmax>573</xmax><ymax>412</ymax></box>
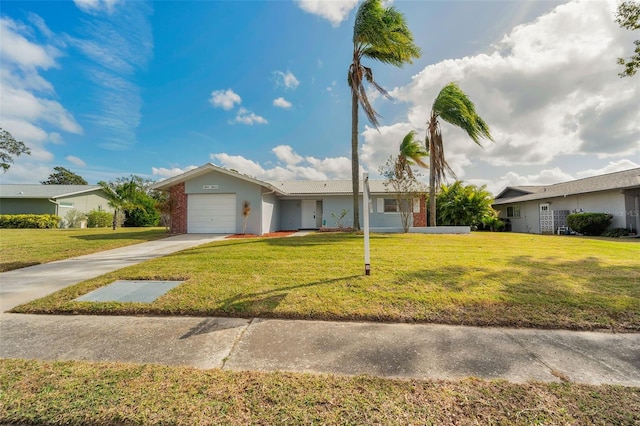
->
<box><xmin>351</xmin><ymin>89</ymin><xmax>361</xmax><ymax>231</ymax></box>
<box><xmin>428</xmin><ymin>126</ymin><xmax>437</xmax><ymax>227</ymax></box>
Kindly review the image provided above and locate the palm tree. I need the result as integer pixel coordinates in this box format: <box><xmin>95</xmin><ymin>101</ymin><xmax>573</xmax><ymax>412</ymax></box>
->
<box><xmin>348</xmin><ymin>0</ymin><xmax>420</xmax><ymax>230</ymax></box>
<box><xmin>396</xmin><ymin>130</ymin><xmax>428</xmax><ymax>179</ymax></box>
<box><xmin>426</xmin><ymin>82</ymin><xmax>493</xmax><ymax>226</ymax></box>
<box><xmin>98</xmin><ymin>178</ymin><xmax>142</xmax><ymax>230</ymax></box>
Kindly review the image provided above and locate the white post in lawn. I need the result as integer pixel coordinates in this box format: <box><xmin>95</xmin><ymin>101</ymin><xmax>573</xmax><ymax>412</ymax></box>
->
<box><xmin>363</xmin><ymin>172</ymin><xmax>371</xmax><ymax>275</ymax></box>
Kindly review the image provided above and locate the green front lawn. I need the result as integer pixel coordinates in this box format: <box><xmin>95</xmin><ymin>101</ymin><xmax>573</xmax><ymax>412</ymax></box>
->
<box><xmin>0</xmin><ymin>227</ymin><xmax>168</xmax><ymax>272</ymax></box>
<box><xmin>1</xmin><ymin>359</ymin><xmax>638</xmax><ymax>425</ymax></box>
<box><xmin>13</xmin><ymin>232</ymin><xmax>640</xmax><ymax>331</ymax></box>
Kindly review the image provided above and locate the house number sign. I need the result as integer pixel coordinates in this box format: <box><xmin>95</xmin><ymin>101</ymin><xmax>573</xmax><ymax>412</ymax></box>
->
<box><xmin>203</xmin><ymin>185</ymin><xmax>219</xmax><ymax>189</ymax></box>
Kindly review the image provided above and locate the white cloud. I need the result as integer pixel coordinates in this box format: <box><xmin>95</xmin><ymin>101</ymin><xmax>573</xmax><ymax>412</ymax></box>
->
<box><xmin>273</xmin><ymin>145</ymin><xmax>303</xmax><ymax>164</ymax></box>
<box><xmin>233</xmin><ymin>108</ymin><xmax>268</xmax><ymax>125</ymax></box>
<box><xmin>576</xmin><ymin>160</ymin><xmax>640</xmax><ymax>178</ymax></box>
<box><xmin>209</xmin><ymin>89</ymin><xmax>242</xmax><ymax>110</ymax></box>
<box><xmin>210</xmin><ymin>145</ymin><xmax>352</xmax><ymax>181</ymax></box>
<box><xmin>66</xmin><ymin>155</ymin><xmax>86</xmax><ymax>167</ymax></box>
<box><xmin>273</xmin><ymin>70</ymin><xmax>300</xmax><ymax>89</ymax></box>
<box><xmin>294</xmin><ymin>0</ymin><xmax>359</xmax><ymax>27</ymax></box>
<box><xmin>74</xmin><ymin>0</ymin><xmax>123</xmax><ymax>14</ymax></box>
<box><xmin>388</xmin><ymin>0</ymin><xmax>639</xmax><ymax>181</ymax></box>
<box><xmin>49</xmin><ymin>132</ymin><xmax>64</xmax><ymax>144</ymax></box>
<box><xmin>67</xmin><ymin>1</ymin><xmax>153</xmax><ymax>150</ymax></box>
<box><xmin>151</xmin><ymin>165</ymin><xmax>198</xmax><ymax>179</ymax></box>
<box><xmin>273</xmin><ymin>97</ymin><xmax>292</xmax><ymax>109</ymax></box>
<box><xmin>0</xmin><ymin>15</ymin><xmax>82</xmax><ymax>176</ymax></box>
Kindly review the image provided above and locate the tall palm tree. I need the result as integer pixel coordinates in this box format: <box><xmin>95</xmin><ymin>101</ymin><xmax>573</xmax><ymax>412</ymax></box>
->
<box><xmin>348</xmin><ymin>0</ymin><xmax>420</xmax><ymax>230</ymax></box>
<box><xmin>396</xmin><ymin>130</ymin><xmax>428</xmax><ymax>179</ymax></box>
<box><xmin>426</xmin><ymin>82</ymin><xmax>493</xmax><ymax>226</ymax></box>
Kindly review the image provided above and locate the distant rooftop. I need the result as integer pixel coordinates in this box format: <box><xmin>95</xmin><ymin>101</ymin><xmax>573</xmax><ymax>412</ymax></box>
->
<box><xmin>493</xmin><ymin>168</ymin><xmax>640</xmax><ymax>205</ymax></box>
<box><xmin>0</xmin><ymin>184</ymin><xmax>103</xmax><ymax>199</ymax></box>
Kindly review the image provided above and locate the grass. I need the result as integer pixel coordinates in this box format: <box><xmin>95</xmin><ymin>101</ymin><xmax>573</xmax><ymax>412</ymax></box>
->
<box><xmin>12</xmin><ymin>232</ymin><xmax>640</xmax><ymax>331</ymax></box>
<box><xmin>1</xmin><ymin>359</ymin><xmax>638</xmax><ymax>425</ymax></box>
<box><xmin>0</xmin><ymin>227</ymin><xmax>168</xmax><ymax>272</ymax></box>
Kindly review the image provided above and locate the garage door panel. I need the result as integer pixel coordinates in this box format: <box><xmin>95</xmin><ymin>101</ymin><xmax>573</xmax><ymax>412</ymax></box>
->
<box><xmin>188</xmin><ymin>194</ymin><xmax>236</xmax><ymax>233</ymax></box>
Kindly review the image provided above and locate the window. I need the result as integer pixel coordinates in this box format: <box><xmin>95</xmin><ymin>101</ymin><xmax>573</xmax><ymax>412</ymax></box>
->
<box><xmin>506</xmin><ymin>205</ymin><xmax>521</xmax><ymax>218</ymax></box>
<box><xmin>59</xmin><ymin>202</ymin><xmax>74</xmax><ymax>207</ymax></box>
<box><xmin>379</xmin><ymin>198</ymin><xmax>412</xmax><ymax>213</ymax></box>
<box><xmin>384</xmin><ymin>198</ymin><xmax>399</xmax><ymax>213</ymax></box>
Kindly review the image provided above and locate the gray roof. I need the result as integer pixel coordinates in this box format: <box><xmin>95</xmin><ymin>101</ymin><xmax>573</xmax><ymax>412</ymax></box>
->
<box><xmin>272</xmin><ymin>179</ymin><xmax>391</xmax><ymax>195</ymax></box>
<box><xmin>152</xmin><ymin>163</ymin><xmax>398</xmax><ymax>195</ymax></box>
<box><xmin>493</xmin><ymin>167</ymin><xmax>640</xmax><ymax>205</ymax></box>
<box><xmin>0</xmin><ymin>184</ymin><xmax>104</xmax><ymax>199</ymax></box>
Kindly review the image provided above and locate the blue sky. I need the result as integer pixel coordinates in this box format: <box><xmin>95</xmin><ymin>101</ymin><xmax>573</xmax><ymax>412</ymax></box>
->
<box><xmin>1</xmin><ymin>0</ymin><xmax>638</xmax><ymax>193</ymax></box>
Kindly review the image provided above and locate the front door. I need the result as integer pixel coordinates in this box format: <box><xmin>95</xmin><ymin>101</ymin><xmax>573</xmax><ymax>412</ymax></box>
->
<box><xmin>539</xmin><ymin>203</ymin><xmax>554</xmax><ymax>234</ymax></box>
<box><xmin>301</xmin><ymin>200</ymin><xmax>317</xmax><ymax>229</ymax></box>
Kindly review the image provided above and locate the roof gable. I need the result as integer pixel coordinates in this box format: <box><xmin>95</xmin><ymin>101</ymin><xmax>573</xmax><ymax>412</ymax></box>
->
<box><xmin>151</xmin><ymin>163</ymin><xmax>283</xmax><ymax>193</ymax></box>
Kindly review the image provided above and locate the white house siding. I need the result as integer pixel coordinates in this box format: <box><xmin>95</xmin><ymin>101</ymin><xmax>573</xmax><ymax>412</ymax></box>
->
<box><xmin>56</xmin><ymin>192</ymin><xmax>113</xmax><ymax>218</ymax></box>
<box><xmin>500</xmin><ymin>189</ymin><xmax>627</xmax><ymax>234</ymax></box>
<box><xmin>261</xmin><ymin>192</ymin><xmax>278</xmax><ymax>234</ymax></box>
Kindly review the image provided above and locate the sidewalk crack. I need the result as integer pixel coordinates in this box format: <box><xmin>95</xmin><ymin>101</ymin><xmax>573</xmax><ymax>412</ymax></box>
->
<box><xmin>221</xmin><ymin>317</ymin><xmax>254</xmax><ymax>370</ymax></box>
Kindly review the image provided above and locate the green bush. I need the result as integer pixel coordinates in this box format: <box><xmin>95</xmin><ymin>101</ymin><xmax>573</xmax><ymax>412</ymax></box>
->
<box><xmin>64</xmin><ymin>209</ymin><xmax>87</xmax><ymax>228</ymax></box>
<box><xmin>0</xmin><ymin>214</ymin><xmax>61</xmax><ymax>229</ymax></box>
<box><xmin>87</xmin><ymin>210</ymin><xmax>112</xmax><ymax>228</ymax></box>
<box><xmin>567</xmin><ymin>213</ymin><xmax>612</xmax><ymax>236</ymax></box>
<box><xmin>601</xmin><ymin>228</ymin><xmax>630</xmax><ymax>238</ymax></box>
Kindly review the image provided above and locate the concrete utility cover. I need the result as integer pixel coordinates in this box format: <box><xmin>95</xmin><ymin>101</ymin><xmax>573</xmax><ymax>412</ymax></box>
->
<box><xmin>75</xmin><ymin>280</ymin><xmax>183</xmax><ymax>303</ymax></box>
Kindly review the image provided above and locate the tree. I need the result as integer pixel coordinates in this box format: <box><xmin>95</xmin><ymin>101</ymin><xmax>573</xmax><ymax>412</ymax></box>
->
<box><xmin>380</xmin><ymin>155</ymin><xmax>426</xmax><ymax>233</ymax></box>
<box><xmin>241</xmin><ymin>200</ymin><xmax>251</xmax><ymax>234</ymax></box>
<box><xmin>425</xmin><ymin>83</ymin><xmax>493</xmax><ymax>226</ymax></box>
<box><xmin>0</xmin><ymin>128</ymin><xmax>30</xmax><ymax>172</ymax></box>
<box><xmin>41</xmin><ymin>166</ymin><xmax>88</xmax><ymax>185</ymax></box>
<box><xmin>98</xmin><ymin>176</ymin><xmax>158</xmax><ymax>229</ymax></box>
<box><xmin>348</xmin><ymin>0</ymin><xmax>420</xmax><ymax>230</ymax></box>
<box><xmin>396</xmin><ymin>130</ymin><xmax>428</xmax><ymax>179</ymax></box>
<box><xmin>432</xmin><ymin>181</ymin><xmax>495</xmax><ymax>229</ymax></box>
<box><xmin>616</xmin><ymin>1</ymin><xmax>640</xmax><ymax>77</ymax></box>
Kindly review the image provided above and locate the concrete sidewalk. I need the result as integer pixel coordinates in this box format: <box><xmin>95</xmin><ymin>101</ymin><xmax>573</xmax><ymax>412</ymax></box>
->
<box><xmin>1</xmin><ymin>314</ymin><xmax>638</xmax><ymax>386</ymax></box>
<box><xmin>1</xmin><ymin>233</ymin><xmax>639</xmax><ymax>386</ymax></box>
<box><xmin>0</xmin><ymin>233</ymin><xmax>228</xmax><ymax>312</ymax></box>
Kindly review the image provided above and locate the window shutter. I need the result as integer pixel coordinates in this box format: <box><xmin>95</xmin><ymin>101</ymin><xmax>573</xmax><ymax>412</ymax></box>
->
<box><xmin>413</xmin><ymin>198</ymin><xmax>420</xmax><ymax>212</ymax></box>
<box><xmin>377</xmin><ymin>198</ymin><xmax>384</xmax><ymax>213</ymax></box>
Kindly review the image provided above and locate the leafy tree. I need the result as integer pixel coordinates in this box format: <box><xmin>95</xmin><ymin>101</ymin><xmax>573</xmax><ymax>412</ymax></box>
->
<box><xmin>425</xmin><ymin>83</ymin><xmax>493</xmax><ymax>226</ymax></box>
<box><xmin>380</xmin><ymin>153</ymin><xmax>426</xmax><ymax>233</ymax></box>
<box><xmin>98</xmin><ymin>176</ymin><xmax>156</xmax><ymax>229</ymax></box>
<box><xmin>0</xmin><ymin>128</ymin><xmax>30</xmax><ymax>172</ymax></box>
<box><xmin>41</xmin><ymin>166</ymin><xmax>88</xmax><ymax>185</ymax></box>
<box><xmin>348</xmin><ymin>0</ymin><xmax>420</xmax><ymax>230</ymax></box>
<box><xmin>616</xmin><ymin>1</ymin><xmax>640</xmax><ymax>77</ymax></box>
<box><xmin>431</xmin><ymin>181</ymin><xmax>495</xmax><ymax>229</ymax></box>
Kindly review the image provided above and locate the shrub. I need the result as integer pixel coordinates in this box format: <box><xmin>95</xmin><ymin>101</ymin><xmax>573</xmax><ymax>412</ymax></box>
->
<box><xmin>601</xmin><ymin>228</ymin><xmax>630</xmax><ymax>238</ymax></box>
<box><xmin>0</xmin><ymin>214</ymin><xmax>61</xmax><ymax>229</ymax></box>
<box><xmin>567</xmin><ymin>213</ymin><xmax>612</xmax><ymax>236</ymax></box>
<box><xmin>64</xmin><ymin>209</ymin><xmax>87</xmax><ymax>228</ymax></box>
<box><xmin>87</xmin><ymin>210</ymin><xmax>112</xmax><ymax>228</ymax></box>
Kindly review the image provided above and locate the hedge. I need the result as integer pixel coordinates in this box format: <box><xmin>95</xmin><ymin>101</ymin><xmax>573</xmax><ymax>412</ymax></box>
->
<box><xmin>566</xmin><ymin>213</ymin><xmax>612</xmax><ymax>236</ymax></box>
<box><xmin>0</xmin><ymin>214</ymin><xmax>61</xmax><ymax>229</ymax></box>
<box><xmin>87</xmin><ymin>210</ymin><xmax>113</xmax><ymax>228</ymax></box>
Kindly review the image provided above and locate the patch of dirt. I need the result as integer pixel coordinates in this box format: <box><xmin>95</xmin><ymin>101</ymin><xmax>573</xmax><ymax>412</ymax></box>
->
<box><xmin>226</xmin><ymin>231</ymin><xmax>296</xmax><ymax>239</ymax></box>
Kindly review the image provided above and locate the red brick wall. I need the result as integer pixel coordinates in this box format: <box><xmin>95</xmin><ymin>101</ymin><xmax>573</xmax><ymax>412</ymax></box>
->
<box><xmin>413</xmin><ymin>194</ymin><xmax>427</xmax><ymax>227</ymax></box>
<box><xmin>170</xmin><ymin>183</ymin><xmax>187</xmax><ymax>234</ymax></box>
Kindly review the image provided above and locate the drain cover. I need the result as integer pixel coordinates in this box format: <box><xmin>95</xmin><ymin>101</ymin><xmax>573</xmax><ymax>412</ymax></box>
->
<box><xmin>74</xmin><ymin>280</ymin><xmax>183</xmax><ymax>303</ymax></box>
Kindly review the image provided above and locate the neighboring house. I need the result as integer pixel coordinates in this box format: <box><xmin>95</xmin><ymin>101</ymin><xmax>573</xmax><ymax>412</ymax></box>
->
<box><xmin>0</xmin><ymin>185</ymin><xmax>113</xmax><ymax>220</ymax></box>
<box><xmin>493</xmin><ymin>168</ymin><xmax>640</xmax><ymax>234</ymax></box>
<box><xmin>150</xmin><ymin>163</ymin><xmax>426</xmax><ymax>234</ymax></box>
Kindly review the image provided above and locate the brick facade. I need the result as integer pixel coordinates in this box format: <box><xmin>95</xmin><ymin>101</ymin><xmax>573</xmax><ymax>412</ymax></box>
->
<box><xmin>170</xmin><ymin>182</ymin><xmax>187</xmax><ymax>234</ymax></box>
<box><xmin>413</xmin><ymin>194</ymin><xmax>427</xmax><ymax>227</ymax></box>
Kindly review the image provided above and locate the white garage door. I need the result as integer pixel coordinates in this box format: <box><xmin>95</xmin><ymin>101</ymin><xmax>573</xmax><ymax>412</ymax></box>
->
<box><xmin>187</xmin><ymin>194</ymin><xmax>236</xmax><ymax>233</ymax></box>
